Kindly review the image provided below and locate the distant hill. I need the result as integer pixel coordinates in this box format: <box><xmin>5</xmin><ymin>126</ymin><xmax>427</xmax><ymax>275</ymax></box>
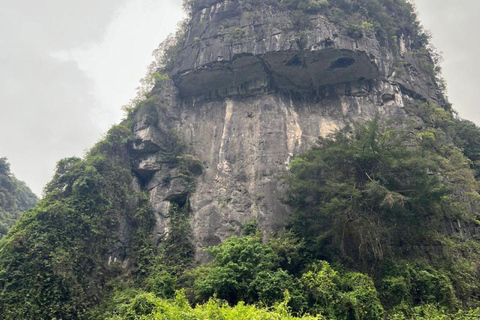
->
<box><xmin>0</xmin><ymin>157</ymin><xmax>37</xmax><ymax>237</ymax></box>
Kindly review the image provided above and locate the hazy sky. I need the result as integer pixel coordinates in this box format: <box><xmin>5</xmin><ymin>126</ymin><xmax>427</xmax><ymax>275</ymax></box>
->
<box><xmin>0</xmin><ymin>0</ymin><xmax>184</xmax><ymax>195</ymax></box>
<box><xmin>415</xmin><ymin>0</ymin><xmax>480</xmax><ymax>122</ymax></box>
<box><xmin>0</xmin><ymin>0</ymin><xmax>478</xmax><ymax>195</ymax></box>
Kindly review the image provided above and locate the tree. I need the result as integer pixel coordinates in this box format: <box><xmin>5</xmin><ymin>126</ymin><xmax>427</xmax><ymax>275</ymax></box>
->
<box><xmin>285</xmin><ymin>119</ymin><xmax>480</xmax><ymax>310</ymax></box>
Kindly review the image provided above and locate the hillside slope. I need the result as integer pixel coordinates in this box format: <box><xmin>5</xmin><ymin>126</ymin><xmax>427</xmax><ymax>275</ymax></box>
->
<box><xmin>0</xmin><ymin>158</ymin><xmax>37</xmax><ymax>237</ymax></box>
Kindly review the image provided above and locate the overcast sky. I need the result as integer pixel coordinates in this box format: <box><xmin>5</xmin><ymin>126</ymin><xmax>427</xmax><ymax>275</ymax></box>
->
<box><xmin>0</xmin><ymin>0</ymin><xmax>478</xmax><ymax>196</ymax></box>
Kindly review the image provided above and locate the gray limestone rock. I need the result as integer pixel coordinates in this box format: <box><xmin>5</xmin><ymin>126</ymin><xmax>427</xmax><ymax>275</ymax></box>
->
<box><xmin>130</xmin><ymin>0</ymin><xmax>446</xmax><ymax>260</ymax></box>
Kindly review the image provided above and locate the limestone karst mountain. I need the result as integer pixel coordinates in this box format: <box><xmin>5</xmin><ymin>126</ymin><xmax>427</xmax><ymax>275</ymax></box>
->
<box><xmin>132</xmin><ymin>0</ymin><xmax>443</xmax><ymax>260</ymax></box>
<box><xmin>1</xmin><ymin>1</ymin><xmax>479</xmax><ymax>319</ymax></box>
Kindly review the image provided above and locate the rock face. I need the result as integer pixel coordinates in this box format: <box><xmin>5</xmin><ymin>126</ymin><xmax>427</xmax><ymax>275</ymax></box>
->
<box><xmin>131</xmin><ymin>0</ymin><xmax>443</xmax><ymax>259</ymax></box>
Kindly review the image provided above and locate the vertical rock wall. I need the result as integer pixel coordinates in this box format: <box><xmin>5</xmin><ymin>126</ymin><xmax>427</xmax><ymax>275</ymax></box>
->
<box><xmin>131</xmin><ymin>0</ymin><xmax>443</xmax><ymax>259</ymax></box>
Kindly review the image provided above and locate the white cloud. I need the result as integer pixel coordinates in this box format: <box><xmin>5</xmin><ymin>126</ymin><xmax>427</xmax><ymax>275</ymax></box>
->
<box><xmin>63</xmin><ymin>0</ymin><xmax>185</xmax><ymax>131</ymax></box>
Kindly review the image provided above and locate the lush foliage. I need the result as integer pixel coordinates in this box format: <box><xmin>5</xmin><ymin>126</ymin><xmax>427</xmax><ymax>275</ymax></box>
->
<box><xmin>288</xmin><ymin>120</ymin><xmax>464</xmax><ymax>261</ymax></box>
<box><xmin>106</xmin><ymin>290</ymin><xmax>322</xmax><ymax>320</ymax></box>
<box><xmin>99</xmin><ymin>230</ymin><xmax>478</xmax><ymax>320</ymax></box>
<box><xmin>183</xmin><ymin>232</ymin><xmax>385</xmax><ymax>319</ymax></box>
<box><xmin>452</xmin><ymin>118</ymin><xmax>480</xmax><ymax>178</ymax></box>
<box><xmin>284</xmin><ymin>115</ymin><xmax>480</xmax><ymax>313</ymax></box>
<box><xmin>191</xmin><ymin>234</ymin><xmax>295</xmax><ymax>305</ymax></box>
<box><xmin>301</xmin><ymin>261</ymin><xmax>383</xmax><ymax>319</ymax></box>
<box><xmin>328</xmin><ymin>0</ymin><xmax>425</xmax><ymax>47</ymax></box>
<box><xmin>0</xmin><ymin>157</ymin><xmax>37</xmax><ymax>237</ymax></box>
<box><xmin>0</xmin><ymin>125</ymin><xmax>136</xmax><ymax>319</ymax></box>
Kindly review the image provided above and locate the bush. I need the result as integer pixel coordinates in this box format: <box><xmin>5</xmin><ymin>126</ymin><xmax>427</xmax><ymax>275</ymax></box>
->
<box><xmin>0</xmin><ymin>125</ymin><xmax>135</xmax><ymax>320</ymax></box>
<box><xmin>282</xmin><ymin>0</ymin><xmax>329</xmax><ymax>13</ymax></box>
<box><xmin>192</xmin><ymin>235</ymin><xmax>280</xmax><ymax>304</ymax></box>
<box><xmin>346</xmin><ymin>24</ymin><xmax>364</xmax><ymax>40</ymax></box>
<box><xmin>107</xmin><ymin>290</ymin><xmax>322</xmax><ymax>320</ymax></box>
<box><xmin>301</xmin><ymin>261</ymin><xmax>383</xmax><ymax>319</ymax></box>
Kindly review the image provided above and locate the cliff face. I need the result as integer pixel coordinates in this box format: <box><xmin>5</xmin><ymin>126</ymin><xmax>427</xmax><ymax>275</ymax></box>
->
<box><xmin>129</xmin><ymin>0</ymin><xmax>443</xmax><ymax>259</ymax></box>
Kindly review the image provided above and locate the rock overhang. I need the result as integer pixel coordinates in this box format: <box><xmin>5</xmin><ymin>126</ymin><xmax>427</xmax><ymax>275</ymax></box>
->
<box><xmin>174</xmin><ymin>48</ymin><xmax>379</xmax><ymax>97</ymax></box>
<box><xmin>172</xmin><ymin>0</ymin><xmax>443</xmax><ymax>103</ymax></box>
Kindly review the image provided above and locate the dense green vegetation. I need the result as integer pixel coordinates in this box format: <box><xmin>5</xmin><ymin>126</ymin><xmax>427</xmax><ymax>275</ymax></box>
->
<box><xmin>453</xmin><ymin>118</ymin><xmax>480</xmax><ymax>178</ymax></box>
<box><xmin>287</xmin><ymin>117</ymin><xmax>475</xmax><ymax>265</ymax></box>
<box><xmin>284</xmin><ymin>112</ymin><xmax>480</xmax><ymax>315</ymax></box>
<box><xmin>0</xmin><ymin>125</ymin><xmax>136</xmax><ymax>319</ymax></box>
<box><xmin>95</xmin><ymin>288</ymin><xmax>480</xmax><ymax>320</ymax></box>
<box><xmin>94</xmin><ymin>231</ymin><xmax>480</xmax><ymax>320</ymax></box>
<box><xmin>185</xmin><ymin>232</ymin><xmax>385</xmax><ymax>318</ymax></box>
<box><xmin>105</xmin><ymin>290</ymin><xmax>321</xmax><ymax>320</ymax></box>
<box><xmin>0</xmin><ymin>157</ymin><xmax>37</xmax><ymax>237</ymax></box>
